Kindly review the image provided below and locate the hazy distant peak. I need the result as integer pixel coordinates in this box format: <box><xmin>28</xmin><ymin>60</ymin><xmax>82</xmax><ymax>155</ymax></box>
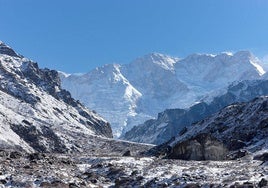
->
<box><xmin>94</xmin><ymin>63</ymin><xmax>121</xmax><ymax>73</ymax></box>
<box><xmin>182</xmin><ymin>52</ymin><xmax>236</xmax><ymax>61</ymax></box>
<box><xmin>233</xmin><ymin>50</ymin><xmax>253</xmax><ymax>59</ymax></box>
<box><xmin>230</xmin><ymin>51</ymin><xmax>265</xmax><ymax>75</ymax></box>
<box><xmin>182</xmin><ymin>53</ymin><xmax>216</xmax><ymax>63</ymax></box>
<box><xmin>220</xmin><ymin>51</ymin><xmax>233</xmax><ymax>56</ymax></box>
<box><xmin>131</xmin><ymin>52</ymin><xmax>178</xmax><ymax>71</ymax></box>
<box><xmin>182</xmin><ymin>51</ymin><xmax>254</xmax><ymax>63</ymax></box>
<box><xmin>144</xmin><ymin>52</ymin><xmax>178</xmax><ymax>61</ymax></box>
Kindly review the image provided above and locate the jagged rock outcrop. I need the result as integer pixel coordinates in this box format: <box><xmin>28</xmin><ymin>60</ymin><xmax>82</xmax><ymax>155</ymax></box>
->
<box><xmin>123</xmin><ymin>79</ymin><xmax>268</xmax><ymax>144</ymax></box>
<box><xmin>0</xmin><ymin>41</ymin><xmax>112</xmax><ymax>153</ymax></box>
<box><xmin>0</xmin><ymin>41</ymin><xmax>21</xmax><ymax>57</ymax></box>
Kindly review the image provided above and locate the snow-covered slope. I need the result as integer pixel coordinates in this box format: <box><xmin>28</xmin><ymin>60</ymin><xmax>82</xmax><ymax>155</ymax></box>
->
<box><xmin>0</xmin><ymin>41</ymin><xmax>113</xmax><ymax>153</ymax></box>
<box><xmin>61</xmin><ymin>51</ymin><xmax>265</xmax><ymax>138</ymax></box>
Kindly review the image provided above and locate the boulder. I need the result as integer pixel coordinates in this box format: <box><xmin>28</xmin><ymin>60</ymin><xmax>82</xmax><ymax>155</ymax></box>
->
<box><xmin>168</xmin><ymin>134</ymin><xmax>228</xmax><ymax>160</ymax></box>
<box><xmin>122</xmin><ymin>150</ymin><xmax>131</xmax><ymax>156</ymax></box>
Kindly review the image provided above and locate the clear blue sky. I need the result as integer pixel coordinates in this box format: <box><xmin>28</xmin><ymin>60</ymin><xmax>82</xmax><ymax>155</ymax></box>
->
<box><xmin>1</xmin><ymin>0</ymin><xmax>268</xmax><ymax>73</ymax></box>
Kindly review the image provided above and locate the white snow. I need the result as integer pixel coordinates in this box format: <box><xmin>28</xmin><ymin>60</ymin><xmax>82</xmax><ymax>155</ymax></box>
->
<box><xmin>250</xmin><ymin>60</ymin><xmax>266</xmax><ymax>75</ymax></box>
<box><xmin>58</xmin><ymin>71</ymin><xmax>71</xmax><ymax>77</ymax></box>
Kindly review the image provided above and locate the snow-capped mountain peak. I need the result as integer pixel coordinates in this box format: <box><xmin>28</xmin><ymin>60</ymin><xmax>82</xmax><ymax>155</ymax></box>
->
<box><xmin>231</xmin><ymin>51</ymin><xmax>265</xmax><ymax>76</ymax></box>
<box><xmin>129</xmin><ymin>53</ymin><xmax>178</xmax><ymax>71</ymax></box>
<box><xmin>233</xmin><ymin>50</ymin><xmax>252</xmax><ymax>59</ymax></box>
<box><xmin>175</xmin><ymin>50</ymin><xmax>265</xmax><ymax>88</ymax></box>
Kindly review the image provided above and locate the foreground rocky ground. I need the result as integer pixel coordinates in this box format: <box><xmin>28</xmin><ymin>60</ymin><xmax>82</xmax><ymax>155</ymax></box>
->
<box><xmin>0</xmin><ymin>150</ymin><xmax>267</xmax><ymax>188</ymax></box>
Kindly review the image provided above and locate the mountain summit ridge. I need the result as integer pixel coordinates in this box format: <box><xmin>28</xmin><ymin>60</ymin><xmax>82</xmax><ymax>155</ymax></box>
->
<box><xmin>61</xmin><ymin>51</ymin><xmax>265</xmax><ymax>137</ymax></box>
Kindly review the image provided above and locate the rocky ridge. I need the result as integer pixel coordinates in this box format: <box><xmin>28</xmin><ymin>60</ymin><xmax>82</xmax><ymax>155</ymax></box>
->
<box><xmin>0</xmin><ymin>41</ymin><xmax>113</xmax><ymax>153</ymax></box>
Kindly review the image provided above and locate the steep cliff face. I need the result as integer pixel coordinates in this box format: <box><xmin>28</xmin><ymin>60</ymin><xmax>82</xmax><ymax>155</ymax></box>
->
<box><xmin>0</xmin><ymin>41</ymin><xmax>112</xmax><ymax>153</ymax></box>
<box><xmin>123</xmin><ymin>79</ymin><xmax>268</xmax><ymax>144</ymax></box>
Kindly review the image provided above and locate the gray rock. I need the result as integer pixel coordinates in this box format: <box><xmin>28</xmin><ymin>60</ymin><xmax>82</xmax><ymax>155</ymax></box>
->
<box><xmin>122</xmin><ymin>150</ymin><xmax>131</xmax><ymax>156</ymax></box>
<box><xmin>168</xmin><ymin>134</ymin><xmax>228</xmax><ymax>160</ymax></box>
<box><xmin>254</xmin><ymin>152</ymin><xmax>268</xmax><ymax>161</ymax></box>
<box><xmin>259</xmin><ymin>178</ymin><xmax>268</xmax><ymax>187</ymax></box>
<box><xmin>0</xmin><ymin>42</ymin><xmax>21</xmax><ymax>57</ymax></box>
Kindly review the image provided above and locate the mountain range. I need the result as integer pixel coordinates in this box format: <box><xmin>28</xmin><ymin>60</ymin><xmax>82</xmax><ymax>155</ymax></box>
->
<box><xmin>0</xmin><ymin>41</ymin><xmax>268</xmax><ymax>187</ymax></box>
<box><xmin>60</xmin><ymin>51</ymin><xmax>265</xmax><ymax>138</ymax></box>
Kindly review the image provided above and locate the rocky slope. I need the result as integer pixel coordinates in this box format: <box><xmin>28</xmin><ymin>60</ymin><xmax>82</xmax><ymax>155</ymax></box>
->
<box><xmin>61</xmin><ymin>51</ymin><xmax>265</xmax><ymax>137</ymax></box>
<box><xmin>123</xmin><ymin>79</ymin><xmax>268</xmax><ymax>144</ymax></box>
<box><xmin>148</xmin><ymin>96</ymin><xmax>268</xmax><ymax>161</ymax></box>
<box><xmin>0</xmin><ymin>41</ymin><xmax>114</xmax><ymax>153</ymax></box>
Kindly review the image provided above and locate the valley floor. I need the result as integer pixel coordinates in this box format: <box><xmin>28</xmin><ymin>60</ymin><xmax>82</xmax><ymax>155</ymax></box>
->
<box><xmin>0</xmin><ymin>150</ymin><xmax>267</xmax><ymax>188</ymax></box>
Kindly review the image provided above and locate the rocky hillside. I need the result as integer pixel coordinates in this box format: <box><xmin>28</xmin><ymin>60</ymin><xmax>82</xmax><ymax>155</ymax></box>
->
<box><xmin>123</xmin><ymin>79</ymin><xmax>268</xmax><ymax>145</ymax></box>
<box><xmin>148</xmin><ymin>96</ymin><xmax>268</xmax><ymax>161</ymax></box>
<box><xmin>0</xmin><ymin>41</ymin><xmax>114</xmax><ymax>153</ymax></box>
<box><xmin>61</xmin><ymin>51</ymin><xmax>265</xmax><ymax>137</ymax></box>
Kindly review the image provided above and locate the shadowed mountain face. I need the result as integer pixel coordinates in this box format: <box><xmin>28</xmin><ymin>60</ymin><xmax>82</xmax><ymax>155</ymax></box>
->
<box><xmin>61</xmin><ymin>51</ymin><xmax>265</xmax><ymax>138</ymax></box>
<box><xmin>0</xmin><ymin>41</ymin><xmax>113</xmax><ymax>153</ymax></box>
<box><xmin>123</xmin><ymin>79</ymin><xmax>268</xmax><ymax>145</ymax></box>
